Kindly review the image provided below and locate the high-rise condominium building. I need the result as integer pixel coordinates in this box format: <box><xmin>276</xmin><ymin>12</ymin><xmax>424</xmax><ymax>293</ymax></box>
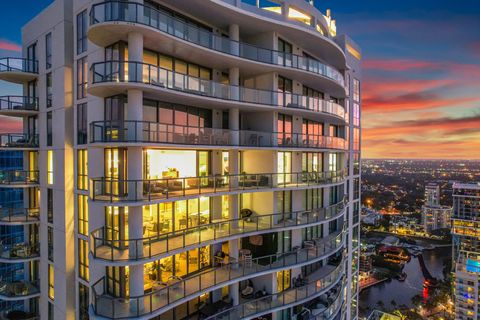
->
<box><xmin>422</xmin><ymin>183</ymin><xmax>451</xmax><ymax>233</ymax></box>
<box><xmin>0</xmin><ymin>0</ymin><xmax>361</xmax><ymax>319</ymax></box>
<box><xmin>452</xmin><ymin>183</ymin><xmax>480</xmax><ymax>320</ymax></box>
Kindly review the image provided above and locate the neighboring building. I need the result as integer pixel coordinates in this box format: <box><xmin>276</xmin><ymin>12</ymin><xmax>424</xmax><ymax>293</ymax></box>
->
<box><xmin>422</xmin><ymin>183</ymin><xmax>452</xmax><ymax>233</ymax></box>
<box><xmin>425</xmin><ymin>182</ymin><xmax>440</xmax><ymax>206</ymax></box>
<box><xmin>390</xmin><ymin>214</ymin><xmax>423</xmax><ymax>234</ymax></box>
<box><xmin>359</xmin><ymin>252</ymin><xmax>373</xmax><ymax>276</ymax></box>
<box><xmin>452</xmin><ymin>183</ymin><xmax>480</xmax><ymax>320</ymax></box>
<box><xmin>0</xmin><ymin>151</ymin><xmax>29</xmax><ymax>314</ymax></box>
<box><xmin>0</xmin><ymin>0</ymin><xmax>362</xmax><ymax>319</ymax></box>
<box><xmin>366</xmin><ymin>310</ymin><xmax>401</xmax><ymax>320</ymax></box>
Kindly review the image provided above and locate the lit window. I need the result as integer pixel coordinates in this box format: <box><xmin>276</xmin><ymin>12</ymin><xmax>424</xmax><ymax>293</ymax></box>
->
<box><xmin>48</xmin><ymin>264</ymin><xmax>55</xmax><ymax>300</ymax></box>
<box><xmin>77</xmin><ymin>149</ymin><xmax>88</xmax><ymax>190</ymax></box>
<box><xmin>47</xmin><ymin>150</ymin><xmax>54</xmax><ymax>184</ymax></box>
<box><xmin>78</xmin><ymin>238</ymin><xmax>89</xmax><ymax>281</ymax></box>
<box><xmin>78</xmin><ymin>195</ymin><xmax>88</xmax><ymax>236</ymax></box>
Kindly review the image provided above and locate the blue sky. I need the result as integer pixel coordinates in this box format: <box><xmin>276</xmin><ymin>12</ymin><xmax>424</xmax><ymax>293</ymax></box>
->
<box><xmin>1</xmin><ymin>0</ymin><xmax>479</xmax><ymax>158</ymax></box>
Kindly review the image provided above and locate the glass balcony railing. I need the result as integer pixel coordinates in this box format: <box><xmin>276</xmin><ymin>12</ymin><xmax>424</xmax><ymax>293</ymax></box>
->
<box><xmin>92</xmin><ymin>232</ymin><xmax>344</xmax><ymax>319</ymax></box>
<box><xmin>0</xmin><ymin>207</ymin><xmax>40</xmax><ymax>224</ymax></box>
<box><xmin>0</xmin><ymin>134</ymin><xmax>39</xmax><ymax>148</ymax></box>
<box><xmin>0</xmin><ymin>170</ymin><xmax>39</xmax><ymax>185</ymax></box>
<box><xmin>89</xmin><ymin>2</ymin><xmax>344</xmax><ymax>87</ymax></box>
<box><xmin>0</xmin><ymin>279</ymin><xmax>40</xmax><ymax>300</ymax></box>
<box><xmin>0</xmin><ymin>242</ymin><xmax>40</xmax><ymax>262</ymax></box>
<box><xmin>89</xmin><ymin>121</ymin><xmax>348</xmax><ymax>150</ymax></box>
<box><xmin>204</xmin><ymin>263</ymin><xmax>345</xmax><ymax>320</ymax></box>
<box><xmin>307</xmin><ymin>283</ymin><xmax>344</xmax><ymax>320</ymax></box>
<box><xmin>90</xmin><ymin>199</ymin><xmax>346</xmax><ymax>262</ymax></box>
<box><xmin>0</xmin><ymin>58</ymin><xmax>38</xmax><ymax>74</ymax></box>
<box><xmin>0</xmin><ymin>96</ymin><xmax>39</xmax><ymax>112</ymax></box>
<box><xmin>90</xmin><ymin>61</ymin><xmax>345</xmax><ymax>120</ymax></box>
<box><xmin>90</xmin><ymin>170</ymin><xmax>346</xmax><ymax>203</ymax></box>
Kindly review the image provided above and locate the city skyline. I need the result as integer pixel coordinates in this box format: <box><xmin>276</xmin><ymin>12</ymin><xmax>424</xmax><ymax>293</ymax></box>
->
<box><xmin>0</xmin><ymin>0</ymin><xmax>479</xmax><ymax>159</ymax></box>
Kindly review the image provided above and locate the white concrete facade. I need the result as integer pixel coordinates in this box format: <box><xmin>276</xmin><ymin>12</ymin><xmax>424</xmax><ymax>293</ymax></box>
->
<box><xmin>1</xmin><ymin>1</ymin><xmax>362</xmax><ymax>319</ymax></box>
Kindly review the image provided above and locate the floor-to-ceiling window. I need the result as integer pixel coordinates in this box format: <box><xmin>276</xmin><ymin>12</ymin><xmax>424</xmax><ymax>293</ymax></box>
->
<box><xmin>278</xmin><ymin>76</ymin><xmax>293</xmax><ymax>106</ymax></box>
<box><xmin>142</xmin><ymin>196</ymin><xmax>210</xmax><ymax>235</ymax></box>
<box><xmin>104</xmin><ymin>148</ymin><xmax>127</xmax><ymax>196</ymax></box>
<box><xmin>277</xmin><ymin>114</ymin><xmax>292</xmax><ymax>145</ymax></box>
<box><xmin>277</xmin><ymin>151</ymin><xmax>292</xmax><ymax>184</ymax></box>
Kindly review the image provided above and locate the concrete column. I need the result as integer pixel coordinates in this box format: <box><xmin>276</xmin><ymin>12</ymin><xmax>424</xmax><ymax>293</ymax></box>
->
<box><xmin>126</xmin><ymin>28</ymin><xmax>144</xmax><ymax>313</ymax></box>
<box><xmin>229</xmin><ymin>67</ymin><xmax>240</xmax><ymax>103</ymax></box>
<box><xmin>229</xmin><ymin>238</ymin><xmax>239</xmax><ymax>304</ymax></box>
<box><xmin>128</xmin><ymin>207</ymin><xmax>144</xmax><ymax>313</ymax></box>
<box><xmin>229</xmin><ymin>107</ymin><xmax>239</xmax><ymax>145</ymax></box>
<box><xmin>128</xmin><ymin>32</ymin><xmax>143</xmax><ymax>81</ymax></box>
<box><xmin>229</xmin><ymin>24</ymin><xmax>240</xmax><ymax>56</ymax></box>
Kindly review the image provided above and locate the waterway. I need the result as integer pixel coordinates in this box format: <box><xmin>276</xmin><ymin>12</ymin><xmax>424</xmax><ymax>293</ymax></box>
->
<box><xmin>359</xmin><ymin>244</ymin><xmax>451</xmax><ymax>316</ymax></box>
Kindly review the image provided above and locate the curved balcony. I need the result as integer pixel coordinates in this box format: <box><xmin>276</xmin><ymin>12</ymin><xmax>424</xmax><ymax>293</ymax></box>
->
<box><xmin>90</xmin><ymin>200</ymin><xmax>345</xmax><ymax>264</ymax></box>
<box><xmin>147</xmin><ymin>0</ymin><xmax>346</xmax><ymax>70</ymax></box>
<box><xmin>0</xmin><ymin>280</ymin><xmax>40</xmax><ymax>301</ymax></box>
<box><xmin>92</xmin><ymin>232</ymin><xmax>344</xmax><ymax>319</ymax></box>
<box><xmin>301</xmin><ymin>282</ymin><xmax>344</xmax><ymax>320</ymax></box>
<box><xmin>89</xmin><ymin>61</ymin><xmax>346</xmax><ymax>122</ymax></box>
<box><xmin>0</xmin><ymin>207</ymin><xmax>40</xmax><ymax>225</ymax></box>
<box><xmin>0</xmin><ymin>58</ymin><xmax>38</xmax><ymax>84</ymax></box>
<box><xmin>88</xmin><ymin>2</ymin><xmax>344</xmax><ymax>94</ymax></box>
<box><xmin>313</xmin><ymin>295</ymin><xmax>343</xmax><ymax>320</ymax></box>
<box><xmin>89</xmin><ymin>121</ymin><xmax>347</xmax><ymax>151</ymax></box>
<box><xmin>0</xmin><ymin>170</ymin><xmax>39</xmax><ymax>187</ymax></box>
<box><xmin>0</xmin><ymin>96</ymin><xmax>39</xmax><ymax>117</ymax></box>
<box><xmin>90</xmin><ymin>170</ymin><xmax>346</xmax><ymax>204</ymax></box>
<box><xmin>0</xmin><ymin>242</ymin><xmax>40</xmax><ymax>263</ymax></box>
<box><xmin>0</xmin><ymin>134</ymin><xmax>39</xmax><ymax>150</ymax></box>
<box><xmin>204</xmin><ymin>263</ymin><xmax>344</xmax><ymax>320</ymax></box>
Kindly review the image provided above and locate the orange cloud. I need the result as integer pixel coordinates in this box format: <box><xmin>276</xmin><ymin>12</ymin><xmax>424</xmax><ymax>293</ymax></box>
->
<box><xmin>363</xmin><ymin>115</ymin><xmax>480</xmax><ymax>159</ymax></box>
<box><xmin>0</xmin><ymin>40</ymin><xmax>21</xmax><ymax>52</ymax></box>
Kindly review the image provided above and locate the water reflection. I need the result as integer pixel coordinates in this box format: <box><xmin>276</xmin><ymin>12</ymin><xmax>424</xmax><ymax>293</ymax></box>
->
<box><xmin>359</xmin><ymin>246</ymin><xmax>451</xmax><ymax>316</ymax></box>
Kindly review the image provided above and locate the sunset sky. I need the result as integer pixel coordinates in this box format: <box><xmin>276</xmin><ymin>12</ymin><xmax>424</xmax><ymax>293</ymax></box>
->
<box><xmin>0</xmin><ymin>0</ymin><xmax>479</xmax><ymax>159</ymax></box>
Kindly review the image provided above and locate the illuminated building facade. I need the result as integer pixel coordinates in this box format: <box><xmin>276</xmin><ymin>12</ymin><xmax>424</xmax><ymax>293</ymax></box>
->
<box><xmin>1</xmin><ymin>0</ymin><xmax>362</xmax><ymax>319</ymax></box>
<box><xmin>452</xmin><ymin>183</ymin><xmax>480</xmax><ymax>319</ymax></box>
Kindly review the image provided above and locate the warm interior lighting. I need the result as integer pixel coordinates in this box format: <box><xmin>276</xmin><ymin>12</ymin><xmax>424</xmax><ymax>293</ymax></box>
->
<box><xmin>47</xmin><ymin>150</ymin><xmax>54</xmax><ymax>184</ymax></box>
<box><xmin>347</xmin><ymin>43</ymin><xmax>362</xmax><ymax>60</ymax></box>
<box><xmin>288</xmin><ymin>7</ymin><xmax>311</xmax><ymax>25</ymax></box>
<box><xmin>146</xmin><ymin>149</ymin><xmax>197</xmax><ymax>179</ymax></box>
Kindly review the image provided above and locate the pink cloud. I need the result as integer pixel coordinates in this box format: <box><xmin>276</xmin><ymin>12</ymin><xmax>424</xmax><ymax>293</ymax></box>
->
<box><xmin>0</xmin><ymin>40</ymin><xmax>21</xmax><ymax>52</ymax></box>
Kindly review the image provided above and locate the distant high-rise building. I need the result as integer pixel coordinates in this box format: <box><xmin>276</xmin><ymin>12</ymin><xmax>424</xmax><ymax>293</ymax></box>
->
<box><xmin>425</xmin><ymin>183</ymin><xmax>440</xmax><ymax>206</ymax></box>
<box><xmin>422</xmin><ymin>183</ymin><xmax>451</xmax><ymax>233</ymax></box>
<box><xmin>0</xmin><ymin>0</ymin><xmax>362</xmax><ymax>319</ymax></box>
<box><xmin>452</xmin><ymin>183</ymin><xmax>480</xmax><ymax>320</ymax></box>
